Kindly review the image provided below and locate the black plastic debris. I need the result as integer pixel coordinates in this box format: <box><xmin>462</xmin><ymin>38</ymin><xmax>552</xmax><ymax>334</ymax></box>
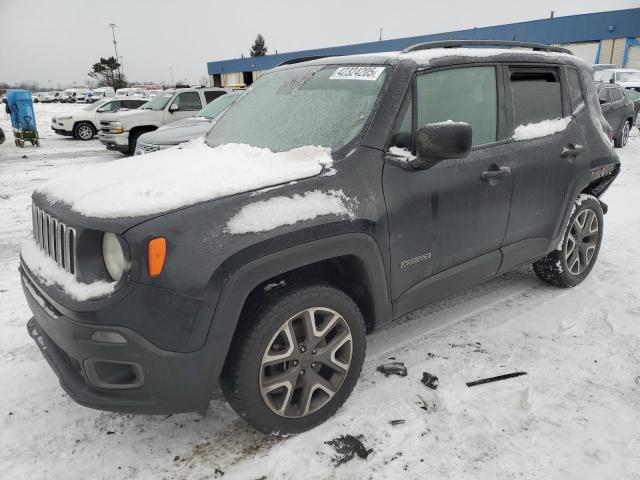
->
<box><xmin>421</xmin><ymin>372</ymin><xmax>439</xmax><ymax>390</ymax></box>
<box><xmin>377</xmin><ymin>362</ymin><xmax>407</xmax><ymax>377</ymax></box>
<box><xmin>326</xmin><ymin>434</ymin><xmax>373</xmax><ymax>466</ymax></box>
<box><xmin>466</xmin><ymin>371</ymin><xmax>527</xmax><ymax>387</ymax></box>
<box><xmin>389</xmin><ymin>419</ymin><xmax>405</xmax><ymax>426</ymax></box>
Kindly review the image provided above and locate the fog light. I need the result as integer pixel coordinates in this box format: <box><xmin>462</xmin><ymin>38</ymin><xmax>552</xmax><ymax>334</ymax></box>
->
<box><xmin>91</xmin><ymin>331</ymin><xmax>127</xmax><ymax>344</ymax></box>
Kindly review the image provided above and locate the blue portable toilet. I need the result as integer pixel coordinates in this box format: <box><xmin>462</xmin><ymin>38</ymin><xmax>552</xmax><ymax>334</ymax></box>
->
<box><xmin>6</xmin><ymin>89</ymin><xmax>40</xmax><ymax>147</ymax></box>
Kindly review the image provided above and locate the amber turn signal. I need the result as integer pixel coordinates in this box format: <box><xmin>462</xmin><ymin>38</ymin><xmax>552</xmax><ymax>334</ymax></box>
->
<box><xmin>148</xmin><ymin>237</ymin><xmax>167</xmax><ymax>277</ymax></box>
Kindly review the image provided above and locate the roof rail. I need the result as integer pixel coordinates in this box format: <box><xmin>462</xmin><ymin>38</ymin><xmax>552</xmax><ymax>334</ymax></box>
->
<box><xmin>276</xmin><ymin>55</ymin><xmax>339</xmax><ymax>66</ymax></box>
<box><xmin>402</xmin><ymin>40</ymin><xmax>572</xmax><ymax>55</ymax></box>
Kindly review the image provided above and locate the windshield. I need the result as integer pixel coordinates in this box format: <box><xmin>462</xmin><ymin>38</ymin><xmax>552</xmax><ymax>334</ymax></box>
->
<box><xmin>197</xmin><ymin>94</ymin><xmax>241</xmax><ymax>119</ymax></box>
<box><xmin>139</xmin><ymin>92</ymin><xmax>174</xmax><ymax>110</ymax></box>
<box><xmin>617</xmin><ymin>71</ymin><xmax>640</xmax><ymax>82</ymax></box>
<box><xmin>206</xmin><ymin>65</ymin><xmax>389</xmax><ymax>152</ymax></box>
<box><xmin>82</xmin><ymin>99</ymin><xmax>108</xmax><ymax>111</ymax></box>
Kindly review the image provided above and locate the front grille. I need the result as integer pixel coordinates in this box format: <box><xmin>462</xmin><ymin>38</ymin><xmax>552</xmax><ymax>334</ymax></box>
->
<box><xmin>135</xmin><ymin>142</ymin><xmax>160</xmax><ymax>155</ymax></box>
<box><xmin>32</xmin><ymin>204</ymin><xmax>77</xmax><ymax>275</ymax></box>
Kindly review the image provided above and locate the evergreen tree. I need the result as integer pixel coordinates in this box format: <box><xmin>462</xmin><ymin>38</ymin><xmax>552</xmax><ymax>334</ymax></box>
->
<box><xmin>88</xmin><ymin>57</ymin><xmax>127</xmax><ymax>90</ymax></box>
<box><xmin>250</xmin><ymin>34</ymin><xmax>268</xmax><ymax>57</ymax></box>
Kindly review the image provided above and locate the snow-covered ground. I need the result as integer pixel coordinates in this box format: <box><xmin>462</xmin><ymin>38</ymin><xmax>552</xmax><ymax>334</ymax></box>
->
<box><xmin>1</xmin><ymin>103</ymin><xmax>639</xmax><ymax>480</ymax></box>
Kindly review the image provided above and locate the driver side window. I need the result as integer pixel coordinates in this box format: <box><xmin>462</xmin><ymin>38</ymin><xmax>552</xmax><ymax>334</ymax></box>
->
<box><xmin>171</xmin><ymin>92</ymin><xmax>202</xmax><ymax>111</ymax></box>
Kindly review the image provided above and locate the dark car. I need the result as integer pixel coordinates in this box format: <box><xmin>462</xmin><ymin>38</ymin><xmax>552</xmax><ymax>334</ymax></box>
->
<box><xmin>21</xmin><ymin>41</ymin><xmax>619</xmax><ymax>434</ymax></box>
<box><xmin>624</xmin><ymin>88</ymin><xmax>640</xmax><ymax>126</ymax></box>
<box><xmin>597</xmin><ymin>83</ymin><xmax>635</xmax><ymax>147</ymax></box>
<box><xmin>134</xmin><ymin>92</ymin><xmax>242</xmax><ymax>155</ymax></box>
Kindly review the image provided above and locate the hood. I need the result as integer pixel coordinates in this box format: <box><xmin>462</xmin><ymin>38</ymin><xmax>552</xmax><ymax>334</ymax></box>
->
<box><xmin>36</xmin><ymin>141</ymin><xmax>333</xmax><ymax>224</ymax></box>
<box><xmin>139</xmin><ymin>117</ymin><xmax>213</xmax><ymax>145</ymax></box>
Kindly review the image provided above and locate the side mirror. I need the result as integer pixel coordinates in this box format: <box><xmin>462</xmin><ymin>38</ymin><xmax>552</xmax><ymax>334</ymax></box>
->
<box><xmin>609</xmin><ymin>78</ymin><xmax>615</xmax><ymax>84</ymax></box>
<box><xmin>168</xmin><ymin>103</ymin><xmax>179</xmax><ymax>112</ymax></box>
<box><xmin>413</xmin><ymin>121</ymin><xmax>472</xmax><ymax>170</ymax></box>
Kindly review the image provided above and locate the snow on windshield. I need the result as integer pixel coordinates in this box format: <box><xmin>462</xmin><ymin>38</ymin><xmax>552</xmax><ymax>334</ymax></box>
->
<box><xmin>38</xmin><ymin>140</ymin><xmax>332</xmax><ymax>218</ymax></box>
<box><xmin>206</xmin><ymin>65</ymin><xmax>388</xmax><ymax>152</ymax></box>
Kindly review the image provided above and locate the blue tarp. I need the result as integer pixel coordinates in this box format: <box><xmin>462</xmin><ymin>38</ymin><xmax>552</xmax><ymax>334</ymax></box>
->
<box><xmin>6</xmin><ymin>89</ymin><xmax>37</xmax><ymax>132</ymax></box>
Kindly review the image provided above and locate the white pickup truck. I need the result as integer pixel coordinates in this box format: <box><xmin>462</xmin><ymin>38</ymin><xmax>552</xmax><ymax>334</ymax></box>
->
<box><xmin>98</xmin><ymin>87</ymin><xmax>230</xmax><ymax>154</ymax></box>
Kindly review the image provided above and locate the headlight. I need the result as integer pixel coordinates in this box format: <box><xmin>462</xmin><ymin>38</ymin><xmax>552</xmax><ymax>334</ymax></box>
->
<box><xmin>109</xmin><ymin>121</ymin><xmax>124</xmax><ymax>134</ymax></box>
<box><xmin>102</xmin><ymin>233</ymin><xmax>129</xmax><ymax>281</ymax></box>
<box><xmin>58</xmin><ymin>115</ymin><xmax>72</xmax><ymax>121</ymax></box>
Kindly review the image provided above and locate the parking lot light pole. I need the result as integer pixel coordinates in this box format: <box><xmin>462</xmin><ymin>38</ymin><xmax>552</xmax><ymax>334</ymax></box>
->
<box><xmin>108</xmin><ymin>23</ymin><xmax>121</xmax><ymax>75</ymax></box>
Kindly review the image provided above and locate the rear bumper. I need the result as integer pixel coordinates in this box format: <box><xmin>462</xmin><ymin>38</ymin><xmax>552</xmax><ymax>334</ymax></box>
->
<box><xmin>22</xmin><ymin>270</ymin><xmax>219</xmax><ymax>415</ymax></box>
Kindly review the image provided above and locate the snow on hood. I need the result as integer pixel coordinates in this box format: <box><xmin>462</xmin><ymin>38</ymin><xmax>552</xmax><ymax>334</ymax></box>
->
<box><xmin>38</xmin><ymin>141</ymin><xmax>333</xmax><ymax>219</ymax></box>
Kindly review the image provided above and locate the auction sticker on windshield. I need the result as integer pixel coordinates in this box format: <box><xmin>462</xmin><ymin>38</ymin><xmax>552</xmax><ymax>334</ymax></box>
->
<box><xmin>330</xmin><ymin>66</ymin><xmax>385</xmax><ymax>81</ymax></box>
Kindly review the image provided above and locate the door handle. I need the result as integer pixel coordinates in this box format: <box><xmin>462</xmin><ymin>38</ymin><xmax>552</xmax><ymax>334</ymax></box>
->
<box><xmin>480</xmin><ymin>166</ymin><xmax>511</xmax><ymax>180</ymax></box>
<box><xmin>561</xmin><ymin>144</ymin><xmax>584</xmax><ymax>158</ymax></box>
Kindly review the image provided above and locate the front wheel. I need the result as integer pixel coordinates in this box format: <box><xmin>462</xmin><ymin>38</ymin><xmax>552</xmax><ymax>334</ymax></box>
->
<box><xmin>221</xmin><ymin>283</ymin><xmax>366</xmax><ymax>434</ymax></box>
<box><xmin>533</xmin><ymin>194</ymin><xmax>604</xmax><ymax>288</ymax></box>
<box><xmin>73</xmin><ymin>122</ymin><xmax>95</xmax><ymax>140</ymax></box>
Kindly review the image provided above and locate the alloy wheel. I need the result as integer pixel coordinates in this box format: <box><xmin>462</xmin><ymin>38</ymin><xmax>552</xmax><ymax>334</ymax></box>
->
<box><xmin>77</xmin><ymin>124</ymin><xmax>93</xmax><ymax>140</ymax></box>
<box><xmin>259</xmin><ymin>307</ymin><xmax>353</xmax><ymax>418</ymax></box>
<box><xmin>565</xmin><ymin>208</ymin><xmax>599</xmax><ymax>275</ymax></box>
<box><xmin>622</xmin><ymin>122</ymin><xmax>630</xmax><ymax>147</ymax></box>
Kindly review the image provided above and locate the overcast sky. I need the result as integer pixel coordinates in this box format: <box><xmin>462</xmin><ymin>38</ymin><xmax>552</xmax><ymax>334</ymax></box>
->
<box><xmin>0</xmin><ymin>0</ymin><xmax>637</xmax><ymax>87</ymax></box>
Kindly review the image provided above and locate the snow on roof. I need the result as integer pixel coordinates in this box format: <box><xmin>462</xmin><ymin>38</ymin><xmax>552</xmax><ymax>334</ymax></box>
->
<box><xmin>38</xmin><ymin>140</ymin><xmax>332</xmax><ymax>219</ymax></box>
<box><xmin>21</xmin><ymin>239</ymin><xmax>115</xmax><ymax>301</ymax></box>
<box><xmin>226</xmin><ymin>189</ymin><xmax>354</xmax><ymax>234</ymax></box>
<box><xmin>329</xmin><ymin>47</ymin><xmax>583</xmax><ymax>68</ymax></box>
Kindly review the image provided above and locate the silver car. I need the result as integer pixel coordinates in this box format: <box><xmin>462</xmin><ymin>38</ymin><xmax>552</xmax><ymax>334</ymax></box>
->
<box><xmin>135</xmin><ymin>92</ymin><xmax>242</xmax><ymax>155</ymax></box>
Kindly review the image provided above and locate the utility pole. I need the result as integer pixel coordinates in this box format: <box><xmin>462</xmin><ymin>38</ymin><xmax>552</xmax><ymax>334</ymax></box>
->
<box><xmin>170</xmin><ymin>66</ymin><xmax>174</xmax><ymax>86</ymax></box>
<box><xmin>119</xmin><ymin>56</ymin><xmax>124</xmax><ymax>76</ymax></box>
<box><xmin>550</xmin><ymin>11</ymin><xmax>554</xmax><ymax>18</ymax></box>
<box><xmin>108</xmin><ymin>23</ymin><xmax>120</xmax><ymax>74</ymax></box>
<box><xmin>379</xmin><ymin>27</ymin><xmax>382</xmax><ymax>41</ymax></box>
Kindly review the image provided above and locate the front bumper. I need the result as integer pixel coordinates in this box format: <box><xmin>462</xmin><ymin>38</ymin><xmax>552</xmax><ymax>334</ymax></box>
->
<box><xmin>22</xmin><ymin>269</ymin><xmax>219</xmax><ymax>414</ymax></box>
<box><xmin>51</xmin><ymin>120</ymin><xmax>73</xmax><ymax>136</ymax></box>
<box><xmin>98</xmin><ymin>131</ymin><xmax>130</xmax><ymax>152</ymax></box>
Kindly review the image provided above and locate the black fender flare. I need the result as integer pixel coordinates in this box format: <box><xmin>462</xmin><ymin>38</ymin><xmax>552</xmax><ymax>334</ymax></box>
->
<box><xmin>202</xmin><ymin>233</ymin><xmax>392</xmax><ymax>384</ymax></box>
<box><xmin>550</xmin><ymin>162</ymin><xmax>619</xmax><ymax>250</ymax></box>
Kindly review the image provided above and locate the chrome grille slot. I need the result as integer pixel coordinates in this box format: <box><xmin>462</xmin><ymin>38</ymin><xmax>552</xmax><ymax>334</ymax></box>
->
<box><xmin>31</xmin><ymin>204</ymin><xmax>77</xmax><ymax>275</ymax></box>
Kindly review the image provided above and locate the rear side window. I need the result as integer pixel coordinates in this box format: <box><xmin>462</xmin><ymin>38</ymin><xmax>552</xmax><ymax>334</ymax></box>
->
<box><xmin>566</xmin><ymin>68</ymin><xmax>585</xmax><ymax>113</ymax></box>
<box><xmin>204</xmin><ymin>90</ymin><xmax>226</xmax><ymax>103</ymax></box>
<box><xmin>609</xmin><ymin>88</ymin><xmax>623</xmax><ymax>102</ymax></box>
<box><xmin>416</xmin><ymin>66</ymin><xmax>497</xmax><ymax>146</ymax></box>
<box><xmin>122</xmin><ymin>100</ymin><xmax>143</xmax><ymax>109</ymax></box>
<box><xmin>598</xmin><ymin>88</ymin><xmax>610</xmax><ymax>104</ymax></box>
<box><xmin>510</xmin><ymin>68</ymin><xmax>562</xmax><ymax>127</ymax></box>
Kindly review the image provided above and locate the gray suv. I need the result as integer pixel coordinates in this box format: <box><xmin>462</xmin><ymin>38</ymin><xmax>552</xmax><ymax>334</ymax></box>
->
<box><xmin>21</xmin><ymin>41</ymin><xmax>619</xmax><ymax>434</ymax></box>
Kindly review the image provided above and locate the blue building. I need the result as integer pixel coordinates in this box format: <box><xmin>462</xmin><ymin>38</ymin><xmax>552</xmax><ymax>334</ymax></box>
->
<box><xmin>207</xmin><ymin>8</ymin><xmax>640</xmax><ymax>87</ymax></box>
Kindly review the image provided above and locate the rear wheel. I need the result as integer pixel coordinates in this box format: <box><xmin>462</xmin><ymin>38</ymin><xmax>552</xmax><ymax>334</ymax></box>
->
<box><xmin>614</xmin><ymin>120</ymin><xmax>630</xmax><ymax>148</ymax></box>
<box><xmin>221</xmin><ymin>283</ymin><xmax>366</xmax><ymax>434</ymax></box>
<box><xmin>533</xmin><ymin>194</ymin><xmax>603</xmax><ymax>288</ymax></box>
<box><xmin>73</xmin><ymin>122</ymin><xmax>95</xmax><ymax>140</ymax></box>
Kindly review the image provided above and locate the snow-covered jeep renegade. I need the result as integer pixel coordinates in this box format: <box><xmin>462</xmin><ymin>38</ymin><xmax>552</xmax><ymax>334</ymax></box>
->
<box><xmin>21</xmin><ymin>41</ymin><xmax>619</xmax><ymax>434</ymax></box>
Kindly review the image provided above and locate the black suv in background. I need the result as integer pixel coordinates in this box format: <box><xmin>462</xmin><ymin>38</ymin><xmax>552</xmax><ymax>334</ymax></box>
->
<box><xmin>597</xmin><ymin>82</ymin><xmax>635</xmax><ymax>148</ymax></box>
<box><xmin>21</xmin><ymin>41</ymin><xmax>620</xmax><ymax>434</ymax></box>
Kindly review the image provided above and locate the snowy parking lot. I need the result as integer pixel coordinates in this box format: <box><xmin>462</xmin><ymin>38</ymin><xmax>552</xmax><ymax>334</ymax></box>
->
<box><xmin>1</xmin><ymin>103</ymin><xmax>639</xmax><ymax>479</ymax></box>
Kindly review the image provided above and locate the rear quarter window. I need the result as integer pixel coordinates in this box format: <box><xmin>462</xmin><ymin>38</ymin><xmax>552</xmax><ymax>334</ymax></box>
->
<box><xmin>566</xmin><ymin>67</ymin><xmax>585</xmax><ymax>114</ymax></box>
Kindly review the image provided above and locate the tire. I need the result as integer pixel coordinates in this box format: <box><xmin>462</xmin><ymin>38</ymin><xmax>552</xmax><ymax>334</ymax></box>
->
<box><xmin>221</xmin><ymin>282</ymin><xmax>366</xmax><ymax>434</ymax></box>
<box><xmin>614</xmin><ymin>120</ymin><xmax>630</xmax><ymax>148</ymax></box>
<box><xmin>533</xmin><ymin>194</ymin><xmax>603</xmax><ymax>288</ymax></box>
<box><xmin>128</xmin><ymin>129</ymin><xmax>151</xmax><ymax>155</ymax></box>
<box><xmin>73</xmin><ymin>122</ymin><xmax>95</xmax><ymax>140</ymax></box>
